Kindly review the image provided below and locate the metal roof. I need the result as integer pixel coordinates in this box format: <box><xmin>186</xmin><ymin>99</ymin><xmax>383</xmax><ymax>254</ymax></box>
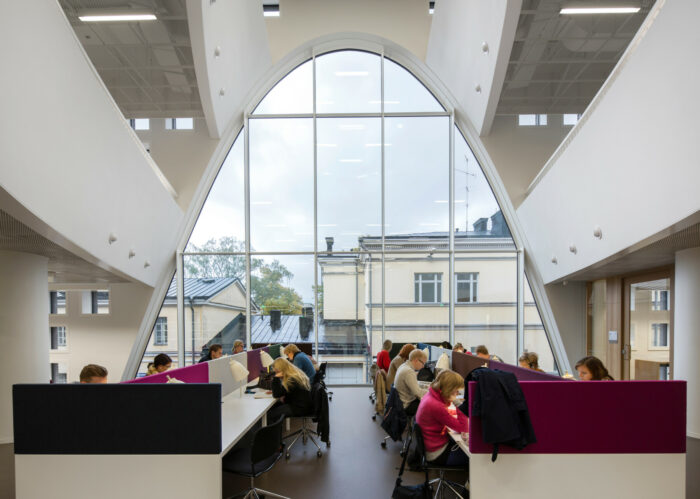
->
<box><xmin>166</xmin><ymin>277</ymin><xmax>239</xmax><ymax>299</ymax></box>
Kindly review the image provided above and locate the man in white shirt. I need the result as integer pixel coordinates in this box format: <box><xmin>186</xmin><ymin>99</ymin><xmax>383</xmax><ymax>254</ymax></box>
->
<box><xmin>394</xmin><ymin>349</ymin><xmax>428</xmax><ymax>417</ymax></box>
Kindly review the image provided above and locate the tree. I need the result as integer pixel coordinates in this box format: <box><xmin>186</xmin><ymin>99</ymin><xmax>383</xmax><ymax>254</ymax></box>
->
<box><xmin>185</xmin><ymin>237</ymin><xmax>302</xmax><ymax>314</ymax></box>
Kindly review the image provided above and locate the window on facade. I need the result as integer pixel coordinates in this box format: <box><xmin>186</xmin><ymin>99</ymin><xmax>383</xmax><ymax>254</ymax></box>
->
<box><xmin>49</xmin><ymin>290</ymin><xmax>66</xmax><ymax>314</ymax></box>
<box><xmin>154</xmin><ymin>317</ymin><xmax>168</xmax><ymax>345</ymax></box>
<box><xmin>455</xmin><ymin>272</ymin><xmax>478</xmax><ymax>303</ymax></box>
<box><xmin>50</xmin><ymin>363</ymin><xmax>67</xmax><ymax>384</ymax></box>
<box><xmin>81</xmin><ymin>290</ymin><xmax>109</xmax><ymax>314</ymax></box>
<box><xmin>651</xmin><ymin>290</ymin><xmax>669</xmax><ymax>311</ymax></box>
<box><xmin>165</xmin><ymin>118</ymin><xmax>194</xmax><ymax>130</ymax></box>
<box><xmin>651</xmin><ymin>323</ymin><xmax>669</xmax><ymax>347</ymax></box>
<box><xmin>563</xmin><ymin>114</ymin><xmax>581</xmax><ymax>126</ymax></box>
<box><xmin>129</xmin><ymin>118</ymin><xmax>150</xmax><ymax>130</ymax></box>
<box><xmin>164</xmin><ymin>49</ymin><xmax>549</xmax><ymax>384</ymax></box>
<box><xmin>659</xmin><ymin>363</ymin><xmax>670</xmax><ymax>381</ymax></box>
<box><xmin>518</xmin><ymin>114</ymin><xmax>547</xmax><ymax>126</ymax></box>
<box><xmin>50</xmin><ymin>326</ymin><xmax>67</xmax><ymax>350</ymax></box>
<box><xmin>415</xmin><ymin>273</ymin><xmax>442</xmax><ymax>303</ymax></box>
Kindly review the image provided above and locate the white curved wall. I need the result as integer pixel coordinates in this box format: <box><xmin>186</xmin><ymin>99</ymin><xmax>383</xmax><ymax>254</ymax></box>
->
<box><xmin>517</xmin><ymin>0</ymin><xmax>700</xmax><ymax>284</ymax></box>
<box><xmin>0</xmin><ymin>1</ymin><xmax>183</xmax><ymax>287</ymax></box>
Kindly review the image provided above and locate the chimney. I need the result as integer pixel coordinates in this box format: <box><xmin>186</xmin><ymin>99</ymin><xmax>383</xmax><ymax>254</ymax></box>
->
<box><xmin>303</xmin><ymin>306</ymin><xmax>314</xmax><ymax>320</ymax></box>
<box><xmin>270</xmin><ymin>310</ymin><xmax>281</xmax><ymax>331</ymax></box>
<box><xmin>325</xmin><ymin>236</ymin><xmax>334</xmax><ymax>255</ymax></box>
<box><xmin>473</xmin><ymin>217</ymin><xmax>488</xmax><ymax>233</ymax></box>
<box><xmin>299</xmin><ymin>316</ymin><xmax>312</xmax><ymax>338</ymax></box>
<box><xmin>490</xmin><ymin>211</ymin><xmax>510</xmax><ymax>236</ymax></box>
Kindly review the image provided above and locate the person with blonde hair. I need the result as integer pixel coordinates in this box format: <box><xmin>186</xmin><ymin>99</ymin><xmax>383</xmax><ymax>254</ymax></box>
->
<box><xmin>386</xmin><ymin>344</ymin><xmax>415</xmax><ymax>388</ymax></box>
<box><xmin>519</xmin><ymin>351</ymin><xmax>544</xmax><ymax>372</ymax></box>
<box><xmin>268</xmin><ymin>357</ymin><xmax>313</xmax><ymax>422</ymax></box>
<box><xmin>232</xmin><ymin>339</ymin><xmax>245</xmax><ymax>354</ymax></box>
<box><xmin>416</xmin><ymin>369</ymin><xmax>469</xmax><ymax>465</ymax></box>
<box><xmin>283</xmin><ymin>343</ymin><xmax>316</xmax><ymax>381</ymax></box>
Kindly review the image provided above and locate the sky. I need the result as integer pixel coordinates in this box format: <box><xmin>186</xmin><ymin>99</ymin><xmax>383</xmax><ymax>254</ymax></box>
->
<box><xmin>186</xmin><ymin>51</ymin><xmax>506</xmax><ymax>303</ymax></box>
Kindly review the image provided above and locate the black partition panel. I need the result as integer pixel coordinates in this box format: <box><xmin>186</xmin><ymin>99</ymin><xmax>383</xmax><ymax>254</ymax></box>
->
<box><xmin>13</xmin><ymin>384</ymin><xmax>221</xmax><ymax>454</ymax></box>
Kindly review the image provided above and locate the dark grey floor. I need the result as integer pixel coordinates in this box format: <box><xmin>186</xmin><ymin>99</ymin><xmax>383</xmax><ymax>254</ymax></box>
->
<box><xmin>0</xmin><ymin>443</ymin><xmax>14</xmax><ymax>499</ymax></box>
<box><xmin>223</xmin><ymin>386</ymin><xmax>466</xmax><ymax>499</ymax></box>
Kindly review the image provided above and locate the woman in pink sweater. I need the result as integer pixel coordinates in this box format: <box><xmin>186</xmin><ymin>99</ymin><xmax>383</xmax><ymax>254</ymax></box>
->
<box><xmin>415</xmin><ymin>369</ymin><xmax>469</xmax><ymax>466</ymax></box>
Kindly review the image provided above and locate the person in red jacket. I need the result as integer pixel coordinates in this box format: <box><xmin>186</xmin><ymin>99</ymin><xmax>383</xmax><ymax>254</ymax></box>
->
<box><xmin>416</xmin><ymin>369</ymin><xmax>469</xmax><ymax>466</ymax></box>
<box><xmin>376</xmin><ymin>339</ymin><xmax>392</xmax><ymax>372</ymax></box>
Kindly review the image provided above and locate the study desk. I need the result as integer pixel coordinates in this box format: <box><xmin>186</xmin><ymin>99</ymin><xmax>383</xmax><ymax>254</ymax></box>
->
<box><xmin>221</xmin><ymin>389</ymin><xmax>277</xmax><ymax>456</ymax></box>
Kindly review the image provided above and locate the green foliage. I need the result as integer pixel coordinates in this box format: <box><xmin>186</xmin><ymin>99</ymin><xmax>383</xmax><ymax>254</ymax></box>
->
<box><xmin>185</xmin><ymin>237</ymin><xmax>302</xmax><ymax>314</ymax></box>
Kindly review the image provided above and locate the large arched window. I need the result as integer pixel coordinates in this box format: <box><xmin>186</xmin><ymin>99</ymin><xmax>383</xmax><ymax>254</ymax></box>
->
<box><xmin>139</xmin><ymin>50</ymin><xmax>555</xmax><ymax>381</ymax></box>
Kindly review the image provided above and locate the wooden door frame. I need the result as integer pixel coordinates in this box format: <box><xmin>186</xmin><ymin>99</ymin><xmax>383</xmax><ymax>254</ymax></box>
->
<box><xmin>621</xmin><ymin>266</ymin><xmax>674</xmax><ymax>380</ymax></box>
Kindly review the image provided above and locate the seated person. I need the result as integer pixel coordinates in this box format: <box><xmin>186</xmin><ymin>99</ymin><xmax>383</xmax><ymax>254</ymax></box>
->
<box><xmin>387</xmin><ymin>344</ymin><xmax>415</xmax><ymax>388</ymax></box>
<box><xmin>453</xmin><ymin>343</ymin><xmax>465</xmax><ymax>353</ymax></box>
<box><xmin>79</xmin><ymin>364</ymin><xmax>108</xmax><ymax>383</ymax></box>
<box><xmin>268</xmin><ymin>357</ymin><xmax>313</xmax><ymax>421</ymax></box>
<box><xmin>376</xmin><ymin>339</ymin><xmax>392</xmax><ymax>372</ymax></box>
<box><xmin>198</xmin><ymin>343</ymin><xmax>223</xmax><ymax>363</ymax></box>
<box><xmin>518</xmin><ymin>352</ymin><xmax>544</xmax><ymax>372</ymax></box>
<box><xmin>416</xmin><ymin>369</ymin><xmax>469</xmax><ymax>465</ymax></box>
<box><xmin>440</xmin><ymin>341</ymin><xmax>453</xmax><ymax>350</ymax></box>
<box><xmin>232</xmin><ymin>339</ymin><xmax>245</xmax><ymax>354</ymax></box>
<box><xmin>147</xmin><ymin>353</ymin><xmax>172</xmax><ymax>375</ymax></box>
<box><xmin>575</xmin><ymin>356</ymin><xmax>614</xmax><ymax>380</ymax></box>
<box><xmin>283</xmin><ymin>344</ymin><xmax>316</xmax><ymax>381</ymax></box>
<box><xmin>475</xmin><ymin>344</ymin><xmax>503</xmax><ymax>362</ymax></box>
<box><xmin>394</xmin><ymin>349</ymin><xmax>429</xmax><ymax>417</ymax></box>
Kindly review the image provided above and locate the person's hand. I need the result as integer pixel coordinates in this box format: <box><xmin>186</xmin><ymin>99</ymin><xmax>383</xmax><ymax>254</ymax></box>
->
<box><xmin>274</xmin><ymin>372</ymin><xmax>283</xmax><ymax>378</ymax></box>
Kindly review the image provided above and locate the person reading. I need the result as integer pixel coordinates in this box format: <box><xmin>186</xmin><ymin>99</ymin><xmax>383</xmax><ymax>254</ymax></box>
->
<box><xmin>387</xmin><ymin>344</ymin><xmax>415</xmax><ymax>389</ymax></box>
<box><xmin>268</xmin><ymin>358</ymin><xmax>313</xmax><ymax>422</ymax></box>
<box><xmin>283</xmin><ymin>344</ymin><xmax>316</xmax><ymax>381</ymax></box>
<box><xmin>79</xmin><ymin>364</ymin><xmax>108</xmax><ymax>383</ymax></box>
<box><xmin>394</xmin><ymin>349</ymin><xmax>428</xmax><ymax>417</ymax></box>
<box><xmin>575</xmin><ymin>356</ymin><xmax>614</xmax><ymax>380</ymax></box>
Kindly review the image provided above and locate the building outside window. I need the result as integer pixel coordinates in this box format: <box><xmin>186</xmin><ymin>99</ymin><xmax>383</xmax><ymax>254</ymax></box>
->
<box><xmin>154</xmin><ymin>317</ymin><xmax>168</xmax><ymax>345</ymax></box>
<box><xmin>651</xmin><ymin>323</ymin><xmax>669</xmax><ymax>348</ymax></box>
<box><xmin>415</xmin><ymin>273</ymin><xmax>442</xmax><ymax>303</ymax></box>
<box><xmin>81</xmin><ymin>290</ymin><xmax>109</xmax><ymax>314</ymax></box>
<box><xmin>50</xmin><ymin>363</ymin><xmax>67</xmax><ymax>384</ymax></box>
<box><xmin>455</xmin><ymin>272</ymin><xmax>478</xmax><ymax>303</ymax></box>
<box><xmin>651</xmin><ymin>290</ymin><xmax>669</xmax><ymax>310</ymax></box>
<box><xmin>518</xmin><ymin>114</ymin><xmax>547</xmax><ymax>126</ymax></box>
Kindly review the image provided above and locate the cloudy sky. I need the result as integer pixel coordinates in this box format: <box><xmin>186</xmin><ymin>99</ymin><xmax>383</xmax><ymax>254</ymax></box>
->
<box><xmin>187</xmin><ymin>51</ymin><xmax>505</xmax><ymax>302</ymax></box>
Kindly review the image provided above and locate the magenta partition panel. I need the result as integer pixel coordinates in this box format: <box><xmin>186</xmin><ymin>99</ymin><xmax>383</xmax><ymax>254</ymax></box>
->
<box><xmin>123</xmin><ymin>361</ymin><xmax>209</xmax><ymax>384</ymax></box>
<box><xmin>468</xmin><ymin>380</ymin><xmax>686</xmax><ymax>454</ymax></box>
<box><xmin>488</xmin><ymin>359</ymin><xmax>563</xmax><ymax>381</ymax></box>
<box><xmin>246</xmin><ymin>347</ymin><xmax>269</xmax><ymax>383</ymax></box>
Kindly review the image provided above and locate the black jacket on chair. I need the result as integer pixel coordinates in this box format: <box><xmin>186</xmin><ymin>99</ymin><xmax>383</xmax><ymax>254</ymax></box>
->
<box><xmin>311</xmin><ymin>381</ymin><xmax>330</xmax><ymax>443</ymax></box>
<box><xmin>381</xmin><ymin>386</ymin><xmax>408</xmax><ymax>441</ymax></box>
<box><xmin>271</xmin><ymin>377</ymin><xmax>313</xmax><ymax>416</ymax></box>
<box><xmin>470</xmin><ymin>368</ymin><xmax>536</xmax><ymax>461</ymax></box>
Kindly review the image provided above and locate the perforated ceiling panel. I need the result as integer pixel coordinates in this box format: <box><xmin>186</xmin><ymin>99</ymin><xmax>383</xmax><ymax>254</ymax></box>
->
<box><xmin>0</xmin><ymin>209</ymin><xmax>128</xmax><ymax>283</ymax></box>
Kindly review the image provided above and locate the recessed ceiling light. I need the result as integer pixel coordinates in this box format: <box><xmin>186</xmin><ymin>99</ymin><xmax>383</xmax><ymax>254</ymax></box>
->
<box><xmin>560</xmin><ymin>7</ymin><xmax>640</xmax><ymax>14</ymax></box>
<box><xmin>79</xmin><ymin>13</ymin><xmax>157</xmax><ymax>22</ymax></box>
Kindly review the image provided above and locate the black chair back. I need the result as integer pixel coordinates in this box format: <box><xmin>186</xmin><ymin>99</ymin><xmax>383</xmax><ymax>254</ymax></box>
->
<box><xmin>250</xmin><ymin>415</ymin><xmax>285</xmax><ymax>464</ymax></box>
<box><xmin>313</xmin><ymin>362</ymin><xmax>328</xmax><ymax>384</ymax></box>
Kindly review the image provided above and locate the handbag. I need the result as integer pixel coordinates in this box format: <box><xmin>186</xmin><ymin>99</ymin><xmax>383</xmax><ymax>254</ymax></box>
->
<box><xmin>257</xmin><ymin>369</ymin><xmax>275</xmax><ymax>390</ymax></box>
<box><xmin>392</xmin><ymin>429</ymin><xmax>432</xmax><ymax>499</ymax></box>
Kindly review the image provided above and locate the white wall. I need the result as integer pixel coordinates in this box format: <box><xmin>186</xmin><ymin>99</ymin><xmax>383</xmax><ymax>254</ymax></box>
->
<box><xmin>136</xmin><ymin>119</ymin><xmax>219</xmax><ymax>211</ymax></box>
<box><xmin>187</xmin><ymin>0</ymin><xmax>272</xmax><ymax>138</ymax></box>
<box><xmin>48</xmin><ymin>283</ymin><xmax>153</xmax><ymax>384</ymax></box>
<box><xmin>426</xmin><ymin>0</ymin><xmax>521</xmax><ymax>135</ymax></box>
<box><xmin>0</xmin><ymin>1</ymin><xmax>183</xmax><ymax>287</ymax></box>
<box><xmin>0</xmin><ymin>252</ymin><xmax>50</xmax><ymax>443</ymax></box>
<box><xmin>264</xmin><ymin>0</ymin><xmax>433</xmax><ymax>64</ymax></box>
<box><xmin>481</xmin><ymin>115</ymin><xmax>570</xmax><ymax>208</ymax></box>
<box><xmin>517</xmin><ymin>0</ymin><xmax>700</xmax><ymax>284</ymax></box>
<box><xmin>545</xmin><ymin>281</ymin><xmax>587</xmax><ymax>373</ymax></box>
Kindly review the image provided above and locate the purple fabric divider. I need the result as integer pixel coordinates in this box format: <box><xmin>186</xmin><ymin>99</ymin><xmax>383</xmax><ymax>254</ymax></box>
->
<box><xmin>451</xmin><ymin>351</ymin><xmax>489</xmax><ymax>379</ymax></box>
<box><xmin>488</xmin><ymin>359</ymin><xmax>563</xmax><ymax>382</ymax></box>
<box><xmin>468</xmin><ymin>380</ymin><xmax>686</xmax><ymax>454</ymax></box>
<box><xmin>122</xmin><ymin>361</ymin><xmax>209</xmax><ymax>384</ymax></box>
<box><xmin>246</xmin><ymin>346</ymin><xmax>269</xmax><ymax>383</ymax></box>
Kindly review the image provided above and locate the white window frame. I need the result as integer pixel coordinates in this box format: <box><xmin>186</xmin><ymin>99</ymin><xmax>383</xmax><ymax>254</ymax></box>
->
<box><xmin>165</xmin><ymin>118</ymin><xmax>194</xmax><ymax>130</ymax></box>
<box><xmin>650</xmin><ymin>322</ymin><xmax>669</xmax><ymax>349</ymax></box>
<box><xmin>651</xmin><ymin>290</ymin><xmax>670</xmax><ymax>311</ymax></box>
<box><xmin>56</xmin><ymin>326</ymin><xmax>67</xmax><ymax>348</ymax></box>
<box><xmin>455</xmin><ymin>272</ymin><xmax>478</xmax><ymax>303</ymax></box>
<box><xmin>154</xmin><ymin>317</ymin><xmax>168</xmax><ymax>346</ymax></box>
<box><xmin>518</xmin><ymin>114</ymin><xmax>547</xmax><ymax>126</ymax></box>
<box><xmin>414</xmin><ymin>273</ymin><xmax>442</xmax><ymax>303</ymax></box>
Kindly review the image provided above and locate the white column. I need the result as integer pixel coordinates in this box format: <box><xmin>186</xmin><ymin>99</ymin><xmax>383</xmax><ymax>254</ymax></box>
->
<box><xmin>675</xmin><ymin>247</ymin><xmax>700</xmax><ymax>438</ymax></box>
<box><xmin>0</xmin><ymin>251</ymin><xmax>49</xmax><ymax>443</ymax></box>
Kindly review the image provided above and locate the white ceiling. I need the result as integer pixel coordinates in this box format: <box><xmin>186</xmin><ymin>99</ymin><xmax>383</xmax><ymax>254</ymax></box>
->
<box><xmin>497</xmin><ymin>0</ymin><xmax>656</xmax><ymax>115</ymax></box>
<box><xmin>59</xmin><ymin>0</ymin><xmax>201</xmax><ymax>118</ymax></box>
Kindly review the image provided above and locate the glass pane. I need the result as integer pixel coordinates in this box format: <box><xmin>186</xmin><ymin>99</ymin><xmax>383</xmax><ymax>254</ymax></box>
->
<box><xmin>184</xmin><ymin>256</ymin><xmax>248</xmax><ymax>365</ymax></box>
<box><xmin>629</xmin><ymin>278</ymin><xmax>671</xmax><ymax>380</ymax></box>
<box><xmin>138</xmin><ymin>274</ymin><xmax>178</xmax><ymax>376</ymax></box>
<box><xmin>253</xmin><ymin>60</ymin><xmax>313</xmax><ymax>115</ymax></box>
<box><xmin>317</xmin><ymin>118</ymin><xmax>381</xmax><ymax>252</ymax></box>
<box><xmin>187</xmin><ymin>131</ymin><xmax>244</xmax><ymax>251</ymax></box>
<box><xmin>384</xmin><ymin>58</ymin><xmax>444</xmax><ymax>112</ymax></box>
<box><xmin>454</xmin><ymin>250</ymin><xmax>517</xmax><ymax>364</ymax></box>
<box><xmin>315</xmin><ymin>51</ymin><xmax>381</xmax><ymax>114</ymax></box>
<box><xmin>454</xmin><ymin>127</ymin><xmax>509</xmax><ymax>237</ymax></box>
<box><xmin>250</xmin><ymin>118</ymin><xmax>314</xmax><ymax>252</ymax></box>
<box><xmin>385</xmin><ymin>117</ymin><xmax>449</xmax><ymax>236</ymax></box>
<box><xmin>524</xmin><ymin>274</ymin><xmax>557</xmax><ymax>374</ymax></box>
<box><xmin>249</xmin><ymin>255</ymin><xmax>313</xmax><ymax>349</ymax></box>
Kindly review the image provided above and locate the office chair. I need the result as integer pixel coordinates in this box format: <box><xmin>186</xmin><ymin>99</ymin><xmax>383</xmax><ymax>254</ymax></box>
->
<box><xmin>412</xmin><ymin>423</ymin><xmax>469</xmax><ymax>499</ymax></box>
<box><xmin>222</xmin><ymin>415</ymin><xmax>289</xmax><ymax>499</ymax></box>
<box><xmin>284</xmin><ymin>381</ymin><xmax>330</xmax><ymax>459</ymax></box>
<box><xmin>313</xmin><ymin>362</ymin><xmax>333</xmax><ymax>402</ymax></box>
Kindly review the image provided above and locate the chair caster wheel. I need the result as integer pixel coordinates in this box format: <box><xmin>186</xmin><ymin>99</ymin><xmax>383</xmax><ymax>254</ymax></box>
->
<box><xmin>326</xmin><ymin>441</ymin><xmax>331</xmax><ymax>448</ymax></box>
<box><xmin>372</xmin><ymin>415</ymin><xmax>376</xmax><ymax>421</ymax></box>
<box><xmin>317</xmin><ymin>450</ymin><xmax>323</xmax><ymax>458</ymax></box>
<box><xmin>285</xmin><ymin>452</ymin><xmax>290</xmax><ymax>459</ymax></box>
<box><xmin>381</xmin><ymin>441</ymin><xmax>387</xmax><ymax>448</ymax></box>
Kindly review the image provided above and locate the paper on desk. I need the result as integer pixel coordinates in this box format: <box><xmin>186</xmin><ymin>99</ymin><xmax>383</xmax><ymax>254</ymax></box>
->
<box><xmin>254</xmin><ymin>391</ymin><xmax>273</xmax><ymax>399</ymax></box>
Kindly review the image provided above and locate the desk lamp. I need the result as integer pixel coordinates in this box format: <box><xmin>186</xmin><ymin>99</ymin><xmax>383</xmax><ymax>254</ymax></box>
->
<box><xmin>260</xmin><ymin>350</ymin><xmax>275</xmax><ymax>371</ymax></box>
<box><xmin>229</xmin><ymin>359</ymin><xmax>249</xmax><ymax>383</ymax></box>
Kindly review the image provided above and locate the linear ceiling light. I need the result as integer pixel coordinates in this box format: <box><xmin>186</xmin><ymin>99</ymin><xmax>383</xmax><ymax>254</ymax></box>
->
<box><xmin>560</xmin><ymin>7</ymin><xmax>640</xmax><ymax>14</ymax></box>
<box><xmin>79</xmin><ymin>12</ymin><xmax>156</xmax><ymax>22</ymax></box>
